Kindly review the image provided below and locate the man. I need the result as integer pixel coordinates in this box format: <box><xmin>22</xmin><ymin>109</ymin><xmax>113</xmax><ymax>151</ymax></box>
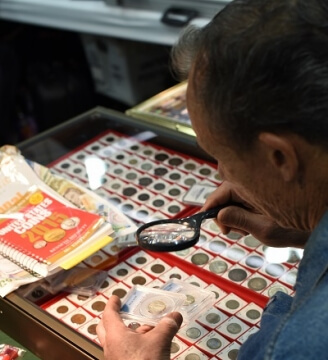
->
<box><xmin>97</xmin><ymin>0</ymin><xmax>328</xmax><ymax>358</ymax></box>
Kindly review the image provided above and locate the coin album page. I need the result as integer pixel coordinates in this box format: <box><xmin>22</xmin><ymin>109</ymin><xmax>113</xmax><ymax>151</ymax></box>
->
<box><xmin>28</xmin><ymin>129</ymin><xmax>302</xmax><ymax>360</ymax></box>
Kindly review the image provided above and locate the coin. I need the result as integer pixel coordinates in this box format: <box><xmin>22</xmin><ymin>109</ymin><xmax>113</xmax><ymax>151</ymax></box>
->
<box><xmin>71</xmin><ymin>313</ymin><xmax>86</xmax><ymax>325</ymax></box>
<box><xmin>246</xmin><ymin>309</ymin><xmax>261</xmax><ymax>320</ymax></box>
<box><xmin>205</xmin><ymin>312</ymin><xmax>221</xmax><ymax>324</ymax></box>
<box><xmin>112</xmin><ymin>288</ymin><xmax>127</xmax><ymax>298</ymax></box>
<box><xmin>265</xmin><ymin>263</ymin><xmax>285</xmax><ymax>277</ymax></box>
<box><xmin>141</xmin><ymin>163</ymin><xmax>153</xmax><ymax>171</ymax></box>
<box><xmin>151</xmin><ymin>264</ymin><xmax>165</xmax><ymax>273</ymax></box>
<box><xmin>191</xmin><ymin>253</ymin><xmax>210</xmax><ymax>265</ymax></box>
<box><xmin>170</xmin><ymin>341</ymin><xmax>180</xmax><ymax>354</ymax></box>
<box><xmin>123</xmin><ymin>187</ymin><xmax>138</xmax><ymax>197</ymax></box>
<box><xmin>44</xmin><ymin>228</ymin><xmax>66</xmax><ymax>242</ymax></box>
<box><xmin>113</xmin><ymin>168</ymin><xmax>124</xmax><ymax>175</ymax></box>
<box><xmin>184</xmin><ymin>163</ymin><xmax>197</xmax><ymax>171</ymax></box>
<box><xmin>228</xmin><ymin>349</ymin><xmax>239</xmax><ymax>360</ymax></box>
<box><xmin>169</xmin><ymin>173</ymin><xmax>181</xmax><ymax>181</ymax></box>
<box><xmin>225</xmin><ymin>299</ymin><xmax>240</xmax><ymax>310</ymax></box>
<box><xmin>168</xmin><ymin>188</ymin><xmax>181</xmax><ymax>196</ymax></box>
<box><xmin>199</xmin><ymin>168</ymin><xmax>212</xmax><ymax>176</ymax></box>
<box><xmin>155</xmin><ymin>153</ymin><xmax>169</xmax><ymax>162</ymax></box>
<box><xmin>154</xmin><ymin>183</ymin><xmax>166</xmax><ymax>191</ymax></box>
<box><xmin>185</xmin><ymin>354</ymin><xmax>201</xmax><ymax>360</ymax></box>
<box><xmin>57</xmin><ymin>305</ymin><xmax>69</xmax><ymax>314</ymax></box>
<box><xmin>139</xmin><ymin>177</ymin><xmax>153</xmax><ymax>186</ymax></box>
<box><xmin>168</xmin><ymin>157</ymin><xmax>183</xmax><ymax>166</ymax></box>
<box><xmin>148</xmin><ymin>300</ymin><xmax>166</xmax><ymax>315</ymax></box>
<box><xmin>92</xmin><ymin>301</ymin><xmax>106</xmax><ymax>312</ymax></box>
<box><xmin>168</xmin><ymin>205</ymin><xmax>181</xmax><ymax>214</ymax></box>
<box><xmin>207</xmin><ymin>337</ymin><xmax>222</xmax><ymax>349</ymax></box>
<box><xmin>184</xmin><ymin>178</ymin><xmax>196</xmax><ymax>186</ymax></box>
<box><xmin>136</xmin><ymin>210</ymin><xmax>149</xmax><ymax>219</ymax></box>
<box><xmin>186</xmin><ymin>327</ymin><xmax>201</xmax><ymax>339</ymax></box>
<box><xmin>209</xmin><ymin>260</ymin><xmax>228</xmax><ymax>274</ymax></box>
<box><xmin>208</xmin><ymin>240</ymin><xmax>227</xmax><ymax>253</ymax></box>
<box><xmin>154</xmin><ymin>167</ymin><xmax>168</xmax><ymax>176</ymax></box>
<box><xmin>228</xmin><ymin>268</ymin><xmax>248</xmax><ymax>282</ymax></box>
<box><xmin>248</xmin><ymin>277</ymin><xmax>268</xmax><ymax>291</ymax></box>
<box><xmin>132</xmin><ymin>276</ymin><xmax>147</xmax><ymax>285</ymax></box>
<box><xmin>91</xmin><ymin>254</ymin><xmax>103</xmax><ymax>264</ymax></box>
<box><xmin>183</xmin><ymin>294</ymin><xmax>196</xmax><ymax>306</ymax></box>
<box><xmin>87</xmin><ymin>324</ymin><xmax>97</xmax><ymax>335</ymax></box>
<box><xmin>226</xmin><ymin>247</ymin><xmax>246</xmax><ymax>261</ymax></box>
<box><xmin>136</xmin><ymin>256</ymin><xmax>147</xmax><ymax>264</ymax></box>
<box><xmin>225</xmin><ymin>232</ymin><xmax>243</xmax><ymax>240</ymax></box>
<box><xmin>152</xmin><ymin>199</ymin><xmax>165</xmax><ymax>207</ymax></box>
<box><xmin>244</xmin><ymin>235</ymin><xmax>261</xmax><ymax>248</ymax></box>
<box><xmin>121</xmin><ymin>204</ymin><xmax>134</xmax><ymax>213</ymax></box>
<box><xmin>245</xmin><ymin>255</ymin><xmax>264</xmax><ymax>269</ymax></box>
<box><xmin>267</xmin><ymin>284</ymin><xmax>288</xmax><ymax>297</ymax></box>
<box><xmin>126</xmin><ymin>172</ymin><xmax>138</xmax><ymax>181</ymax></box>
<box><xmin>138</xmin><ymin>193</ymin><xmax>150</xmax><ymax>201</ymax></box>
<box><xmin>116</xmin><ymin>268</ymin><xmax>129</xmax><ymax>276</ymax></box>
<box><xmin>128</xmin><ymin>322</ymin><xmax>141</xmax><ymax>330</ymax></box>
<box><xmin>227</xmin><ymin>322</ymin><xmax>242</xmax><ymax>334</ymax></box>
<box><xmin>169</xmin><ymin>273</ymin><xmax>182</xmax><ymax>279</ymax></box>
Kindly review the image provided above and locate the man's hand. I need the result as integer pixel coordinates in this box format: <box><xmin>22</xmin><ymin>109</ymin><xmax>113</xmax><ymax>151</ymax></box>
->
<box><xmin>203</xmin><ymin>182</ymin><xmax>309</xmax><ymax>248</ymax></box>
<box><xmin>97</xmin><ymin>296</ymin><xmax>183</xmax><ymax>360</ymax></box>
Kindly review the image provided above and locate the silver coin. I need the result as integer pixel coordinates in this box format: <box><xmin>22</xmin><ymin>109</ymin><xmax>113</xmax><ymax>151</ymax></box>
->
<box><xmin>147</xmin><ymin>300</ymin><xmax>166</xmax><ymax>315</ymax></box>
<box><xmin>186</xmin><ymin>327</ymin><xmax>201</xmax><ymax>339</ymax></box>
<box><xmin>170</xmin><ymin>341</ymin><xmax>180</xmax><ymax>354</ymax></box>
<box><xmin>205</xmin><ymin>312</ymin><xmax>221</xmax><ymax>324</ymax></box>
<box><xmin>267</xmin><ymin>284</ymin><xmax>288</xmax><ymax>297</ymax></box>
<box><xmin>245</xmin><ymin>255</ymin><xmax>264</xmax><ymax>269</ymax></box>
<box><xmin>246</xmin><ymin>309</ymin><xmax>261</xmax><ymax>320</ymax></box>
<box><xmin>225</xmin><ymin>299</ymin><xmax>240</xmax><ymax>310</ymax></box>
<box><xmin>209</xmin><ymin>240</ymin><xmax>227</xmax><ymax>253</ymax></box>
<box><xmin>226</xmin><ymin>247</ymin><xmax>246</xmax><ymax>261</ymax></box>
<box><xmin>243</xmin><ymin>235</ymin><xmax>261</xmax><ymax>248</ymax></box>
<box><xmin>209</xmin><ymin>260</ymin><xmax>228</xmax><ymax>274</ymax></box>
<box><xmin>183</xmin><ymin>294</ymin><xmax>196</xmax><ymax>306</ymax></box>
<box><xmin>207</xmin><ymin>337</ymin><xmax>222</xmax><ymax>350</ymax></box>
<box><xmin>228</xmin><ymin>268</ymin><xmax>248</xmax><ymax>282</ymax></box>
<box><xmin>226</xmin><ymin>232</ymin><xmax>243</xmax><ymax>240</ymax></box>
<box><xmin>227</xmin><ymin>322</ymin><xmax>242</xmax><ymax>335</ymax></box>
<box><xmin>191</xmin><ymin>253</ymin><xmax>210</xmax><ymax>265</ymax></box>
<box><xmin>185</xmin><ymin>354</ymin><xmax>201</xmax><ymax>360</ymax></box>
<box><xmin>247</xmin><ymin>277</ymin><xmax>268</xmax><ymax>291</ymax></box>
<box><xmin>228</xmin><ymin>349</ymin><xmax>239</xmax><ymax>360</ymax></box>
<box><xmin>265</xmin><ymin>263</ymin><xmax>285</xmax><ymax>277</ymax></box>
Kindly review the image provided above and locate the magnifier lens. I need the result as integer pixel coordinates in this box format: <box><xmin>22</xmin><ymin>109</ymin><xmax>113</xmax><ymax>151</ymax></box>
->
<box><xmin>138</xmin><ymin>221</ymin><xmax>197</xmax><ymax>247</ymax></box>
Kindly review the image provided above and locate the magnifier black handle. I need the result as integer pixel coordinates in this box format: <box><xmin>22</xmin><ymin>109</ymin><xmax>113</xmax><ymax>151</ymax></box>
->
<box><xmin>197</xmin><ymin>202</ymin><xmax>241</xmax><ymax>222</ymax></box>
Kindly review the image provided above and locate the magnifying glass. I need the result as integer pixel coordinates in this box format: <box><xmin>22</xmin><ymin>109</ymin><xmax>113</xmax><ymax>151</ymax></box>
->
<box><xmin>136</xmin><ymin>204</ymin><xmax>230</xmax><ymax>252</ymax></box>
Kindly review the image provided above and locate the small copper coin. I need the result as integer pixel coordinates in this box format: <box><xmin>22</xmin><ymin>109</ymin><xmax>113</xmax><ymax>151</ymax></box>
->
<box><xmin>57</xmin><ymin>305</ymin><xmax>69</xmax><ymax>314</ymax></box>
<box><xmin>135</xmin><ymin>256</ymin><xmax>147</xmax><ymax>264</ymax></box>
<box><xmin>92</xmin><ymin>301</ymin><xmax>106</xmax><ymax>312</ymax></box>
<box><xmin>132</xmin><ymin>276</ymin><xmax>147</xmax><ymax>285</ymax></box>
<box><xmin>87</xmin><ymin>324</ymin><xmax>98</xmax><ymax>335</ymax></box>
<box><xmin>112</xmin><ymin>288</ymin><xmax>127</xmax><ymax>298</ymax></box>
<box><xmin>151</xmin><ymin>264</ymin><xmax>165</xmax><ymax>273</ymax></box>
<box><xmin>71</xmin><ymin>314</ymin><xmax>86</xmax><ymax>325</ymax></box>
<box><xmin>116</xmin><ymin>268</ymin><xmax>129</xmax><ymax>276</ymax></box>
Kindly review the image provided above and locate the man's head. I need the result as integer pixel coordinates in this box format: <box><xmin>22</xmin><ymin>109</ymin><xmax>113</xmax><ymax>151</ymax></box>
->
<box><xmin>172</xmin><ymin>0</ymin><xmax>328</xmax><ymax>230</ymax></box>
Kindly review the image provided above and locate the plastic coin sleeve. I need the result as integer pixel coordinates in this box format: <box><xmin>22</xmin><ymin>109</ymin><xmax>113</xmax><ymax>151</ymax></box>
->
<box><xmin>62</xmin><ymin>308</ymin><xmax>93</xmax><ymax>329</ymax></box>
<box><xmin>216</xmin><ymin>294</ymin><xmax>248</xmax><ymax>315</ymax></box>
<box><xmin>45</xmin><ymin>298</ymin><xmax>77</xmax><ymax>319</ymax></box>
<box><xmin>120</xmin><ymin>285</ymin><xmax>186</xmax><ymax>326</ymax></box>
<box><xmin>177</xmin><ymin>321</ymin><xmax>209</xmax><ymax>344</ymax></box>
<box><xmin>216</xmin><ymin>316</ymin><xmax>250</xmax><ymax>340</ymax></box>
<box><xmin>196</xmin><ymin>330</ymin><xmax>230</xmax><ymax>356</ymax></box>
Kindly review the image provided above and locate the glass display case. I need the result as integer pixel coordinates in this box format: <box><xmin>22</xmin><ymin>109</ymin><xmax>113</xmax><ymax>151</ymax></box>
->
<box><xmin>0</xmin><ymin>107</ymin><xmax>301</xmax><ymax>360</ymax></box>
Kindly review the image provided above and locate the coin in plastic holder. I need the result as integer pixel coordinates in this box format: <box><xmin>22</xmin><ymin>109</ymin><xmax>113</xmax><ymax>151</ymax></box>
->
<box><xmin>120</xmin><ymin>285</ymin><xmax>186</xmax><ymax>326</ymax></box>
<box><xmin>236</xmin><ymin>302</ymin><xmax>263</xmax><ymax>325</ymax></box>
<box><xmin>216</xmin><ymin>293</ymin><xmax>248</xmax><ymax>315</ymax></box>
<box><xmin>205</xmin><ymin>284</ymin><xmax>228</xmax><ymax>301</ymax></box>
<box><xmin>45</xmin><ymin>298</ymin><xmax>77</xmax><ymax>319</ymax></box>
<box><xmin>177</xmin><ymin>321</ymin><xmax>209</xmax><ymax>344</ymax></box>
<box><xmin>185</xmin><ymin>275</ymin><xmax>209</xmax><ymax>289</ymax></box>
<box><xmin>242</xmin><ymin>273</ymin><xmax>272</xmax><ymax>293</ymax></box>
<box><xmin>161</xmin><ymin>279</ymin><xmax>215</xmax><ymax>322</ymax></box>
<box><xmin>236</xmin><ymin>326</ymin><xmax>260</xmax><ymax>344</ymax></box>
<box><xmin>261</xmin><ymin>282</ymin><xmax>293</xmax><ymax>297</ymax></box>
<box><xmin>159</xmin><ymin>266</ymin><xmax>190</xmax><ymax>282</ymax></box>
<box><xmin>123</xmin><ymin>270</ymin><xmax>153</xmax><ymax>287</ymax></box>
<box><xmin>216</xmin><ymin>341</ymin><xmax>240</xmax><ymax>360</ymax></box>
<box><xmin>217</xmin><ymin>316</ymin><xmax>249</xmax><ymax>340</ymax></box>
<box><xmin>126</xmin><ymin>250</ymin><xmax>155</xmax><ymax>269</ymax></box>
<box><xmin>197</xmin><ymin>307</ymin><xmax>228</xmax><ymax>329</ymax></box>
<box><xmin>78</xmin><ymin>317</ymin><xmax>100</xmax><ymax>340</ymax></box>
<box><xmin>62</xmin><ymin>308</ymin><xmax>93</xmax><ymax>329</ymax></box>
<box><xmin>223</xmin><ymin>265</ymin><xmax>251</xmax><ymax>283</ymax></box>
<box><xmin>170</xmin><ymin>336</ymin><xmax>189</xmax><ymax>358</ymax></box>
<box><xmin>103</xmin><ymin>282</ymin><xmax>130</xmax><ymax>301</ymax></box>
<box><xmin>196</xmin><ymin>330</ymin><xmax>229</xmax><ymax>356</ymax></box>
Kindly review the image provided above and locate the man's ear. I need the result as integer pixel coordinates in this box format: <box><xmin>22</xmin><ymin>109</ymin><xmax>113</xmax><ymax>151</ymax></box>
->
<box><xmin>258</xmin><ymin>132</ymin><xmax>299</xmax><ymax>182</ymax></box>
